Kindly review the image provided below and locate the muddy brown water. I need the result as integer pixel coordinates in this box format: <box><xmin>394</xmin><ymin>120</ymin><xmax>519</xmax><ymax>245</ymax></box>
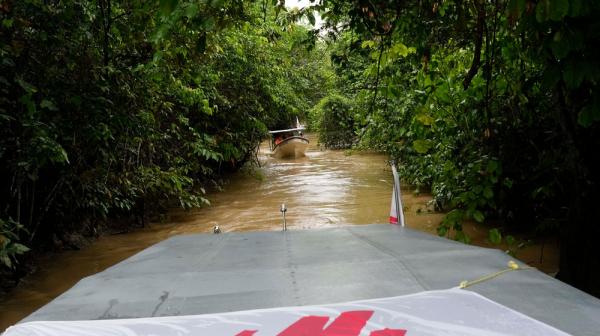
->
<box><xmin>0</xmin><ymin>133</ymin><xmax>558</xmax><ymax>331</ymax></box>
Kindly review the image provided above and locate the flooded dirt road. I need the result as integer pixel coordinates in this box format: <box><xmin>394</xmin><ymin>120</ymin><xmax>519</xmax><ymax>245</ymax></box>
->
<box><xmin>0</xmin><ymin>134</ymin><xmax>558</xmax><ymax>330</ymax></box>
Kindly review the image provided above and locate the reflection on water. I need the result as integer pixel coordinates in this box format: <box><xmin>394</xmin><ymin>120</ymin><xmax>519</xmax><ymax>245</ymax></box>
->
<box><xmin>0</xmin><ymin>133</ymin><xmax>557</xmax><ymax>331</ymax></box>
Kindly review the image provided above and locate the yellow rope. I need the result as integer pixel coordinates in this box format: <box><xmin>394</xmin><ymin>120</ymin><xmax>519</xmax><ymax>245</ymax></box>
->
<box><xmin>458</xmin><ymin>260</ymin><xmax>533</xmax><ymax>289</ymax></box>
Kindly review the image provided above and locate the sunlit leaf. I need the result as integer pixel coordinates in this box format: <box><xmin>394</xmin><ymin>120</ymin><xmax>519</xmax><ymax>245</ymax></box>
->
<box><xmin>415</xmin><ymin>113</ymin><xmax>434</xmax><ymax>126</ymax></box>
<box><xmin>413</xmin><ymin>139</ymin><xmax>433</xmax><ymax>154</ymax></box>
<box><xmin>361</xmin><ymin>40</ymin><xmax>375</xmax><ymax>49</ymax></box>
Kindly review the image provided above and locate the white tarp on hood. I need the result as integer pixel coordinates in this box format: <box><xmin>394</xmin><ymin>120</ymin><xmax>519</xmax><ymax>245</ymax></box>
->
<box><xmin>4</xmin><ymin>288</ymin><xmax>569</xmax><ymax>336</ymax></box>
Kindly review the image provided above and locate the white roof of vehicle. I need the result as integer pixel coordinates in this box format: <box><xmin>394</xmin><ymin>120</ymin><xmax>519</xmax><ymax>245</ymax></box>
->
<box><xmin>13</xmin><ymin>224</ymin><xmax>600</xmax><ymax>335</ymax></box>
<box><xmin>268</xmin><ymin>127</ymin><xmax>305</xmax><ymax>134</ymax></box>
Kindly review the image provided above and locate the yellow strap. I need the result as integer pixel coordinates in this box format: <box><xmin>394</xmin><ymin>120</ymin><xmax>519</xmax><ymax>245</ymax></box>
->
<box><xmin>459</xmin><ymin>261</ymin><xmax>533</xmax><ymax>289</ymax></box>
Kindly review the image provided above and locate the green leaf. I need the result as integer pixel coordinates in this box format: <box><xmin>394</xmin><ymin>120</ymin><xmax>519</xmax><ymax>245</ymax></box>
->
<box><xmin>455</xmin><ymin>230</ymin><xmax>471</xmax><ymax>244</ymax></box>
<box><xmin>19</xmin><ymin>95</ymin><xmax>36</xmax><ymax>114</ymax></box>
<box><xmin>415</xmin><ymin>113</ymin><xmax>434</xmax><ymax>126</ymax></box>
<box><xmin>201</xmin><ymin>98</ymin><xmax>212</xmax><ymax>115</ymax></box>
<box><xmin>12</xmin><ymin>243</ymin><xmax>30</xmax><ymax>254</ymax></box>
<box><xmin>152</xmin><ymin>51</ymin><xmax>163</xmax><ymax>63</ymax></box>
<box><xmin>202</xmin><ymin>16</ymin><xmax>216</xmax><ymax>31</ymax></box>
<box><xmin>16</xmin><ymin>78</ymin><xmax>37</xmax><ymax>94</ymax></box>
<box><xmin>487</xmin><ymin>160</ymin><xmax>499</xmax><ymax>173</ymax></box>
<box><xmin>483</xmin><ymin>186</ymin><xmax>493</xmax><ymax>199</ymax></box>
<box><xmin>413</xmin><ymin>139</ymin><xmax>433</xmax><ymax>154</ymax></box>
<box><xmin>0</xmin><ymin>255</ymin><xmax>11</xmax><ymax>268</ymax></box>
<box><xmin>2</xmin><ymin>18</ymin><xmax>14</xmax><ymax>28</ymax></box>
<box><xmin>577</xmin><ymin>96</ymin><xmax>600</xmax><ymax>127</ymax></box>
<box><xmin>389</xmin><ymin>42</ymin><xmax>415</xmax><ymax>58</ymax></box>
<box><xmin>40</xmin><ymin>99</ymin><xmax>58</xmax><ymax>111</ymax></box>
<box><xmin>364</xmin><ymin>64</ymin><xmax>378</xmax><ymax>77</ymax></box>
<box><xmin>59</xmin><ymin>147</ymin><xmax>70</xmax><ymax>164</ymax></box>
<box><xmin>473</xmin><ymin>210</ymin><xmax>485</xmax><ymax>223</ymax></box>
<box><xmin>184</xmin><ymin>3</ymin><xmax>199</xmax><ymax>18</ymax></box>
<box><xmin>489</xmin><ymin>228</ymin><xmax>502</xmax><ymax>245</ymax></box>
<box><xmin>361</xmin><ymin>40</ymin><xmax>376</xmax><ymax>49</ymax></box>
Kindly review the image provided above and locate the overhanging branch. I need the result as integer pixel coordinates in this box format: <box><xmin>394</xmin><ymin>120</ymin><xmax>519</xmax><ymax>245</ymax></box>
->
<box><xmin>463</xmin><ymin>0</ymin><xmax>485</xmax><ymax>90</ymax></box>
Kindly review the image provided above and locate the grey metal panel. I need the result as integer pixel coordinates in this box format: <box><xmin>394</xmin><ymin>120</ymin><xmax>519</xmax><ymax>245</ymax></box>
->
<box><xmin>21</xmin><ymin>225</ymin><xmax>600</xmax><ymax>335</ymax></box>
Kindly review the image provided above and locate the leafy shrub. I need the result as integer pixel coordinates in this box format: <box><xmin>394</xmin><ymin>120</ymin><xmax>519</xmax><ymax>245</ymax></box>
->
<box><xmin>0</xmin><ymin>218</ymin><xmax>29</xmax><ymax>269</ymax></box>
<box><xmin>311</xmin><ymin>94</ymin><xmax>355</xmax><ymax>149</ymax></box>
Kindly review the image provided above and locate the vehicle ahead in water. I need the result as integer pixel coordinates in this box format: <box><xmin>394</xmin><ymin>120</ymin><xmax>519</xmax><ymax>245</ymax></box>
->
<box><xmin>268</xmin><ymin>127</ymin><xmax>309</xmax><ymax>159</ymax></box>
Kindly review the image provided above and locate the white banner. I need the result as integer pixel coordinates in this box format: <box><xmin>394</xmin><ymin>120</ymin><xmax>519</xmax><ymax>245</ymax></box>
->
<box><xmin>5</xmin><ymin>289</ymin><xmax>569</xmax><ymax>336</ymax></box>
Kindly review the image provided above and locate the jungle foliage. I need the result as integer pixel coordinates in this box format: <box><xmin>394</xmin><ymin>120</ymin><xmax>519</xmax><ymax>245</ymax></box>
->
<box><xmin>2</xmin><ymin>0</ymin><xmax>600</xmax><ymax>299</ymax></box>
<box><xmin>310</xmin><ymin>93</ymin><xmax>355</xmax><ymax>148</ymax></box>
<box><xmin>309</xmin><ymin>0</ymin><xmax>600</xmax><ymax>296</ymax></box>
<box><xmin>0</xmin><ymin>0</ymin><xmax>329</xmax><ymax>279</ymax></box>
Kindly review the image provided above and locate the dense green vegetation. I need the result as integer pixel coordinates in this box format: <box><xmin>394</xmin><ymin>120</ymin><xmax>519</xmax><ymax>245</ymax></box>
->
<box><xmin>0</xmin><ymin>0</ymin><xmax>329</xmax><ymax>283</ymax></box>
<box><xmin>310</xmin><ymin>93</ymin><xmax>355</xmax><ymax>148</ymax></box>
<box><xmin>310</xmin><ymin>0</ymin><xmax>600</xmax><ymax>296</ymax></box>
<box><xmin>2</xmin><ymin>0</ymin><xmax>600</xmax><ymax>299</ymax></box>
